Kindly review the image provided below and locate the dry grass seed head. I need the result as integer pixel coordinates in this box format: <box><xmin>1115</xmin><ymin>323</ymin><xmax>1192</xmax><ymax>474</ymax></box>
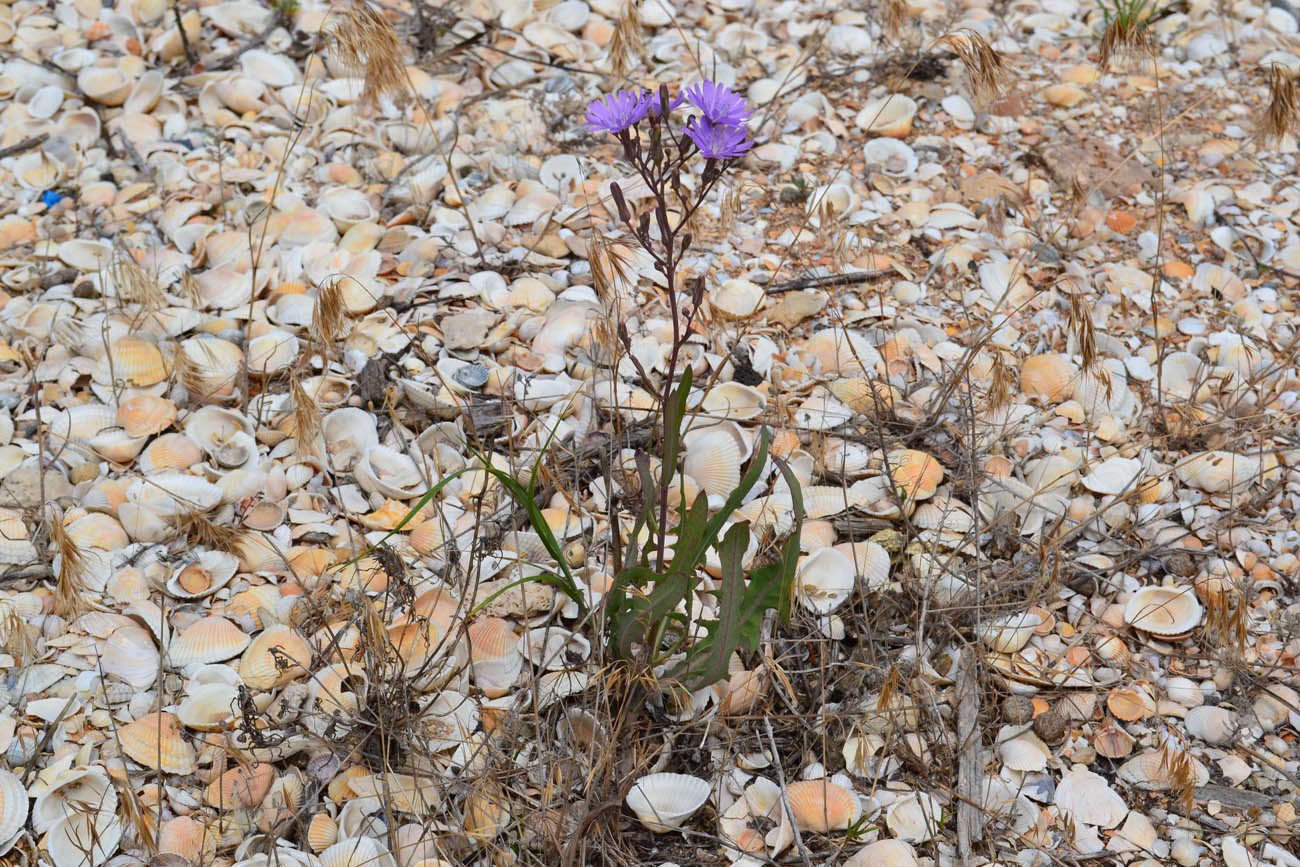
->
<box><xmin>290</xmin><ymin>378</ymin><xmax>324</xmax><ymax>459</ymax></box>
<box><xmin>0</xmin><ymin>598</ymin><xmax>30</xmax><ymax>660</ymax></box>
<box><xmin>327</xmin><ymin>0</ymin><xmax>410</xmax><ymax>107</ymax></box>
<box><xmin>938</xmin><ymin>30</ymin><xmax>1009</xmax><ymax>103</ymax></box>
<box><xmin>107</xmin><ymin>253</ymin><xmax>167</xmax><ymax>310</ymax></box>
<box><xmin>171</xmin><ymin>509</ymin><xmax>247</xmax><ymax>555</ymax></box>
<box><xmin>1098</xmin><ymin>2</ymin><xmax>1155</xmax><ymax>72</ymax></box>
<box><xmin>987</xmin><ymin>350</ymin><xmax>1016</xmax><ymax>412</ymax></box>
<box><xmin>880</xmin><ymin>0</ymin><xmax>912</xmax><ymax>40</ymax></box>
<box><xmin>1260</xmin><ymin>64</ymin><xmax>1300</xmax><ymax>147</ymax></box>
<box><xmin>312</xmin><ymin>278</ymin><xmax>348</xmax><ymax>349</ymax></box>
<box><xmin>606</xmin><ymin>0</ymin><xmax>644</xmax><ymax>81</ymax></box>
<box><xmin>48</xmin><ymin>507</ymin><xmax>89</xmax><ymax>619</ymax></box>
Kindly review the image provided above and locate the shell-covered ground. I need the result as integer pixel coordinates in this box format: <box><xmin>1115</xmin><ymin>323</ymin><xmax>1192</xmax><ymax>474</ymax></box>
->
<box><xmin>1</xmin><ymin>0</ymin><xmax>1300</xmax><ymax>864</ymax></box>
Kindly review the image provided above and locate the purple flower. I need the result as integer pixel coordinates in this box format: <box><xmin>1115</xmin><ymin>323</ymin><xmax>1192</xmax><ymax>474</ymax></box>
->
<box><xmin>683</xmin><ymin>80</ymin><xmax>751</xmax><ymax>126</ymax></box>
<box><xmin>585</xmin><ymin>89</ymin><xmax>653</xmax><ymax>134</ymax></box>
<box><xmin>683</xmin><ymin>118</ymin><xmax>753</xmax><ymax>159</ymax></box>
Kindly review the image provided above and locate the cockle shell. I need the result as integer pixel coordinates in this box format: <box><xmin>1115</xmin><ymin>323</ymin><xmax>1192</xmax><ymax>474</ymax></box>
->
<box><xmin>466</xmin><ymin>617</ymin><xmax>523</xmax><ymax>698</ymax></box>
<box><xmin>855</xmin><ymin>93</ymin><xmax>917</xmax><ymax>138</ymax></box>
<box><xmin>884</xmin><ymin>791</ymin><xmax>941</xmax><ymax>843</ymax></box>
<box><xmin>166</xmin><ymin>550</ymin><xmax>240</xmax><ymax>600</ymax></box>
<box><xmin>795</xmin><ymin>547</ymin><xmax>855</xmax><ymax>614</ymax></box>
<box><xmin>168</xmin><ymin>616</ymin><xmax>250</xmax><ymax>668</ymax></box>
<box><xmin>307</xmin><ymin>814</ymin><xmax>338</xmax><ymax>852</ymax></box>
<box><xmin>708</xmin><ymin>279</ymin><xmax>764</xmax><ymax>319</ymax></box>
<box><xmin>1186</xmin><ymin>705</ymin><xmax>1238</xmax><ymax>744</ymax></box>
<box><xmin>139</xmin><ymin>433</ymin><xmax>204</xmax><ymax>474</ymax></box>
<box><xmin>246</xmin><ymin>329</ymin><xmax>301</xmax><ymax>376</ymax></box>
<box><xmin>177</xmin><ymin>682</ymin><xmax>240</xmax><ymax>730</ymax></box>
<box><xmin>118</xmin><ymin>712</ymin><xmax>197</xmax><ymax>773</ymax></box>
<box><xmin>976</xmin><ymin>612</ymin><xmax>1042</xmax><ymax>653</ymax></box>
<box><xmin>1081</xmin><ymin>457</ymin><xmax>1143</xmax><ymax>495</ymax></box>
<box><xmin>625</xmin><ymin>773</ymin><xmax>710</xmax><ymax>832</ymax></box>
<box><xmin>354</xmin><ymin>445</ymin><xmax>428</xmax><ymax>499</ymax></box>
<box><xmin>863</xmin><ymin>138</ymin><xmax>918</xmax><ymax>178</ymax></box>
<box><xmin>32</xmin><ymin>768</ymin><xmax>116</xmax><ymax>834</ymax></box>
<box><xmin>844</xmin><ymin>840</ymin><xmax>920</xmax><ymax>867</ymax></box>
<box><xmin>99</xmin><ymin>622</ymin><xmax>159</xmax><ymax>689</ymax></box>
<box><xmin>1175</xmin><ymin>451</ymin><xmax>1261</xmax><ymax>494</ymax></box>
<box><xmin>45</xmin><ymin>808</ymin><xmax>122</xmax><ymax>867</ymax></box>
<box><xmin>1124</xmin><ymin>585</ymin><xmax>1202</xmax><ymax>636</ymax></box>
<box><xmin>786</xmin><ymin>779</ymin><xmax>861</xmax><ymax>832</ymax></box>
<box><xmin>1020</xmin><ymin>354</ymin><xmax>1075</xmax><ymax>403</ymax></box>
<box><xmin>1054</xmin><ymin>766</ymin><xmax>1127</xmax><ymax>828</ymax></box>
<box><xmin>240</xmin><ymin>625</ymin><xmax>312</xmax><ymax>689</ymax></box>
<box><xmin>701</xmin><ymin>382</ymin><xmax>766</xmax><ymax>420</ymax></box>
<box><xmin>883</xmin><ymin>449</ymin><xmax>943</xmax><ymax>501</ymax></box>
<box><xmin>0</xmin><ymin>769</ymin><xmax>26</xmax><ymax>846</ymax></box>
<box><xmin>683</xmin><ymin>422</ymin><xmax>749</xmax><ymax>499</ymax></box>
<box><xmin>322</xmin><ymin>407</ymin><xmax>379</xmax><ymax>471</ymax></box>
<box><xmin>118</xmin><ymin>395</ymin><xmax>177</xmax><ymax>437</ymax></box>
<box><xmin>1117</xmin><ymin>749</ymin><xmax>1209</xmax><ymax>790</ymax></box>
<box><xmin>205</xmin><ymin>762</ymin><xmax>274</xmax><ymax>810</ymax></box>
<box><xmin>319</xmin><ymin>837</ymin><xmax>394</xmax><ymax>867</ymax></box>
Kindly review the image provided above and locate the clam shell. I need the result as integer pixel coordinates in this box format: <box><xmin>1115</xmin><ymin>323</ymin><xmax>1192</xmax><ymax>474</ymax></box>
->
<box><xmin>708</xmin><ymin>278</ymin><xmax>764</xmax><ymax>319</ymax></box>
<box><xmin>307</xmin><ymin>814</ymin><xmax>338</xmax><ymax>852</ymax></box>
<box><xmin>683</xmin><ymin>422</ymin><xmax>748</xmax><ymax>499</ymax></box>
<box><xmin>844</xmin><ymin>840</ymin><xmax>920</xmax><ymax>867</ymax></box>
<box><xmin>1092</xmin><ymin>717</ymin><xmax>1135</xmax><ymax>759</ymax></box>
<box><xmin>786</xmin><ymin>779</ymin><xmax>861</xmax><ymax>832</ymax></box>
<box><xmin>1107</xmin><ymin>686</ymin><xmax>1152</xmax><ymax>721</ymax></box>
<box><xmin>1081</xmin><ymin>456</ymin><xmax>1142</xmax><ymax>495</ymax></box>
<box><xmin>239</xmin><ymin>624</ymin><xmax>312</xmax><ymax>689</ymax></box>
<box><xmin>246</xmin><ymin>329</ymin><xmax>301</xmax><ymax>376</ymax></box>
<box><xmin>166</xmin><ymin>550</ymin><xmax>240</xmax><ymax>600</ymax></box>
<box><xmin>118</xmin><ymin>395</ymin><xmax>177</xmax><ymax>437</ymax></box>
<box><xmin>520</xmin><ymin>626</ymin><xmax>591</xmax><ymax>670</ymax></box>
<box><xmin>0</xmin><ymin>769</ymin><xmax>26</xmax><ymax>845</ymax></box>
<box><xmin>179</xmin><ymin>335</ymin><xmax>244</xmax><ymax>398</ymax></box>
<box><xmin>1054</xmin><ymin>766</ymin><xmax>1127</xmax><ymax>828</ymax></box>
<box><xmin>1019</xmin><ymin>353</ymin><xmax>1075</xmax><ymax>403</ymax></box>
<box><xmin>354</xmin><ymin>445</ymin><xmax>427</xmax><ymax>499</ymax></box>
<box><xmin>466</xmin><ymin>617</ymin><xmax>523</xmax><ymax>698</ymax></box>
<box><xmin>177</xmin><ymin>682</ymin><xmax>240</xmax><ymax>730</ymax></box>
<box><xmin>33</xmin><ymin>768</ymin><xmax>116</xmax><ymax>834</ymax></box>
<box><xmin>1175</xmin><ymin>450</ymin><xmax>1261</xmax><ymax>493</ymax></box>
<box><xmin>46</xmin><ymin>808</ymin><xmax>122</xmax><ymax>867</ymax></box>
<box><xmin>139</xmin><ymin>433</ymin><xmax>204</xmax><ymax>474</ymax></box>
<box><xmin>99</xmin><ymin>622</ymin><xmax>159</xmax><ymax>689</ymax></box>
<box><xmin>795</xmin><ymin>547</ymin><xmax>855</xmax><ymax>614</ymax></box>
<box><xmin>1123</xmin><ymin>585</ymin><xmax>1202</xmax><ymax>636</ymax></box>
<box><xmin>323</xmin><ymin>407</ymin><xmax>379</xmax><ymax>472</ymax></box>
<box><xmin>855</xmin><ymin>93</ymin><xmax>917</xmax><ymax>137</ymax></box>
<box><xmin>884</xmin><ymin>791</ymin><xmax>941</xmax><ymax>843</ymax></box>
<box><xmin>883</xmin><ymin>449</ymin><xmax>943</xmax><ymax>501</ymax></box>
<box><xmin>976</xmin><ymin>612</ymin><xmax>1042</xmax><ymax>653</ymax></box>
<box><xmin>1116</xmin><ymin>748</ymin><xmax>1209</xmax><ymax>791</ymax></box>
<box><xmin>119</xmin><ymin>711</ymin><xmax>197</xmax><ymax>773</ymax></box>
<box><xmin>863</xmin><ymin>137</ymin><xmax>918</xmax><ymax>178</ymax></box>
<box><xmin>157</xmin><ymin>815</ymin><xmax>214</xmax><ymax>862</ymax></box>
<box><xmin>205</xmin><ymin>762</ymin><xmax>274</xmax><ymax>810</ymax></box>
<box><xmin>1186</xmin><ymin>705</ymin><xmax>1238</xmax><ymax>744</ymax></box>
<box><xmin>168</xmin><ymin>616</ymin><xmax>250</xmax><ymax>668</ymax></box>
<box><xmin>78</xmin><ymin>65</ymin><xmax>133</xmax><ymax>105</ymax></box>
<box><xmin>320</xmin><ymin>837</ymin><xmax>395</xmax><ymax>867</ymax></box>
<box><xmin>625</xmin><ymin>773</ymin><xmax>710</xmax><ymax>832</ymax></box>
<box><xmin>700</xmin><ymin>382</ymin><xmax>766</xmax><ymax>420</ymax></box>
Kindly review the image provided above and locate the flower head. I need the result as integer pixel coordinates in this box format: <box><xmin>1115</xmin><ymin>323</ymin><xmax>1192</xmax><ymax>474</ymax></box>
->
<box><xmin>683</xmin><ymin>117</ymin><xmax>752</xmax><ymax>159</ymax></box>
<box><xmin>683</xmin><ymin>80</ymin><xmax>752</xmax><ymax>126</ymax></box>
<box><xmin>585</xmin><ymin>89</ymin><xmax>653</xmax><ymax>135</ymax></box>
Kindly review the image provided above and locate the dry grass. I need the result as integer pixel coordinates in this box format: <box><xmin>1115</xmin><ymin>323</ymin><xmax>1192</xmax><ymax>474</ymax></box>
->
<box><xmin>1260</xmin><ymin>63</ymin><xmax>1300</xmax><ymax>147</ymax></box>
<box><xmin>937</xmin><ymin>30</ymin><xmax>1009</xmax><ymax>103</ymax></box>
<box><xmin>606</xmin><ymin>0</ymin><xmax>644</xmax><ymax>81</ymax></box>
<box><xmin>48</xmin><ymin>507</ymin><xmax>88</xmax><ymax>619</ymax></box>
<box><xmin>290</xmin><ymin>378</ymin><xmax>324</xmax><ymax>459</ymax></box>
<box><xmin>326</xmin><ymin>0</ymin><xmax>410</xmax><ymax>107</ymax></box>
<box><xmin>311</xmin><ymin>277</ymin><xmax>348</xmax><ymax>350</ymax></box>
<box><xmin>170</xmin><ymin>509</ymin><xmax>248</xmax><ymax>555</ymax></box>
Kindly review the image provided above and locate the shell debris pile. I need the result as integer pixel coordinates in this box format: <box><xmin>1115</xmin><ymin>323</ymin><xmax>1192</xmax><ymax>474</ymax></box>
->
<box><xmin>0</xmin><ymin>0</ymin><xmax>1299</xmax><ymax>863</ymax></box>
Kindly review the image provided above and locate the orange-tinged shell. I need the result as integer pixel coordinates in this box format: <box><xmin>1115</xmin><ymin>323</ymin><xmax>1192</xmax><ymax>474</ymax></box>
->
<box><xmin>884</xmin><ymin>449</ymin><xmax>943</xmax><ymax>501</ymax></box>
<box><xmin>1094</xmin><ymin>634</ymin><xmax>1130</xmax><ymax>665</ymax></box>
<box><xmin>467</xmin><ymin>617</ymin><xmax>517</xmax><ymax>659</ymax></box>
<box><xmin>307</xmin><ymin>813</ymin><xmax>338</xmax><ymax>852</ymax></box>
<box><xmin>66</xmin><ymin>512</ymin><xmax>129</xmax><ymax>550</ymax></box>
<box><xmin>118</xmin><ymin>394</ymin><xmax>177</xmax><ymax>437</ymax></box>
<box><xmin>119</xmin><ymin>712</ymin><xmax>197</xmax><ymax>773</ymax></box>
<box><xmin>829</xmin><ymin>377</ymin><xmax>903</xmax><ymax>415</ymax></box>
<box><xmin>227</xmin><ymin>585</ymin><xmax>281</xmax><ymax>627</ymax></box>
<box><xmin>785</xmin><ymin>779</ymin><xmax>861</xmax><ymax>832</ymax></box>
<box><xmin>138</xmin><ymin>433</ymin><xmax>203</xmax><ymax>474</ymax></box>
<box><xmin>464</xmin><ymin>782</ymin><xmax>510</xmax><ymax>842</ymax></box>
<box><xmin>287</xmin><ymin>546</ymin><xmax>338</xmax><ymax>577</ymax></box>
<box><xmin>358</xmin><ymin>499</ymin><xmax>411</xmax><ymax>531</ymax></box>
<box><xmin>157</xmin><ymin>815</ymin><xmax>215</xmax><ymax>862</ymax></box>
<box><xmin>1106</xmin><ymin>686</ymin><xmax>1150</xmax><ymax>722</ymax></box>
<box><xmin>1020</xmin><ymin>354</ymin><xmax>1075</xmax><ymax>403</ymax></box>
<box><xmin>205</xmin><ymin>762</ymin><xmax>274</xmax><ymax>810</ymax></box>
<box><xmin>167</xmin><ymin>616</ymin><xmax>250</xmax><ymax>668</ymax></box>
<box><xmin>176</xmin><ymin>682</ymin><xmax>239</xmax><ymax>731</ymax></box>
<box><xmin>1092</xmin><ymin>718</ymin><xmax>1135</xmax><ymax>759</ymax></box>
<box><xmin>108</xmin><ymin>334</ymin><xmax>171</xmax><ymax>386</ymax></box>
<box><xmin>239</xmin><ymin>624</ymin><xmax>311</xmax><ymax>688</ymax></box>
<box><xmin>409</xmin><ymin>518</ymin><xmax>447</xmax><ymax>556</ymax></box>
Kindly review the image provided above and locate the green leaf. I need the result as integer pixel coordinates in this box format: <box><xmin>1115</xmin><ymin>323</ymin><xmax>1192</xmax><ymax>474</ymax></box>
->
<box><xmin>671</xmin><ymin>427</ymin><xmax>772</xmax><ymax>576</ymax></box>
<box><xmin>337</xmin><ymin>466</ymin><xmax>475</xmax><ymax>569</ymax></box>
<box><xmin>675</xmin><ymin>520</ymin><xmax>749</xmax><ymax>688</ymax></box>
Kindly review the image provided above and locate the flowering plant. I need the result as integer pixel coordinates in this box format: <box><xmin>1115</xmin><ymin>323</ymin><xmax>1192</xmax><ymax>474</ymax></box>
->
<box><xmin>585</xmin><ymin>82</ymin><xmax>802</xmax><ymax>693</ymax></box>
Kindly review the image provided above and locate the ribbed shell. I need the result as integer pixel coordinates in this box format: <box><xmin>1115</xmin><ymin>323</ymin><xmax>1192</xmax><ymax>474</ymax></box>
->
<box><xmin>0</xmin><ymin>769</ymin><xmax>25</xmax><ymax>844</ymax></box>
<box><xmin>176</xmin><ymin>682</ymin><xmax>240</xmax><ymax>730</ymax></box>
<box><xmin>118</xmin><ymin>394</ymin><xmax>177</xmax><ymax>437</ymax></box>
<box><xmin>205</xmin><ymin>762</ymin><xmax>274</xmax><ymax>810</ymax></box>
<box><xmin>119</xmin><ymin>712</ymin><xmax>196</xmax><ymax>774</ymax></box>
<box><xmin>168</xmin><ymin>616</ymin><xmax>250</xmax><ymax>668</ymax></box>
<box><xmin>785</xmin><ymin>779</ymin><xmax>861</xmax><ymax>832</ymax></box>
<box><xmin>239</xmin><ymin>624</ymin><xmax>311</xmax><ymax>689</ymax></box>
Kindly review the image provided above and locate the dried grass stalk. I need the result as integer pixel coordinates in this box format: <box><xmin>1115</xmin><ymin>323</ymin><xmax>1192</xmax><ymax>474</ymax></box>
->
<box><xmin>1260</xmin><ymin>64</ymin><xmax>1300</xmax><ymax>147</ymax></box>
<box><xmin>1098</xmin><ymin>2</ymin><xmax>1155</xmax><ymax>71</ymax></box>
<box><xmin>171</xmin><ymin>510</ymin><xmax>247</xmax><ymax>555</ymax></box>
<box><xmin>327</xmin><ymin>0</ymin><xmax>410</xmax><ymax>107</ymax></box>
<box><xmin>290</xmin><ymin>379</ymin><xmax>323</xmax><ymax>459</ymax></box>
<box><xmin>606</xmin><ymin>0</ymin><xmax>644</xmax><ymax>80</ymax></box>
<box><xmin>49</xmin><ymin>508</ymin><xmax>89</xmax><ymax>619</ymax></box>
<box><xmin>938</xmin><ymin>30</ymin><xmax>1009</xmax><ymax>103</ymax></box>
<box><xmin>987</xmin><ymin>351</ymin><xmax>1016</xmax><ymax>412</ymax></box>
<box><xmin>107</xmin><ymin>253</ymin><xmax>167</xmax><ymax>310</ymax></box>
<box><xmin>312</xmin><ymin>278</ymin><xmax>347</xmax><ymax>350</ymax></box>
<box><xmin>881</xmin><ymin>0</ymin><xmax>912</xmax><ymax>40</ymax></box>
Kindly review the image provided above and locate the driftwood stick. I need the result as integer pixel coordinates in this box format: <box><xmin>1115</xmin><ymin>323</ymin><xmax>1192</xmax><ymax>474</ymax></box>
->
<box><xmin>765</xmin><ymin>268</ymin><xmax>894</xmax><ymax>293</ymax></box>
<box><xmin>0</xmin><ymin>134</ymin><xmax>50</xmax><ymax>160</ymax></box>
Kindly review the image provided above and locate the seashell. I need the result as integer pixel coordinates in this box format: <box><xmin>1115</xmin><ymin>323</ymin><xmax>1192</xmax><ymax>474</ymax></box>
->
<box><xmin>319</xmin><ymin>837</ymin><xmax>394</xmax><ymax>867</ymax></box>
<box><xmin>884</xmin><ymin>791</ymin><xmax>941</xmax><ymax>843</ymax></box>
<box><xmin>118</xmin><ymin>711</ymin><xmax>197</xmax><ymax>773</ymax></box>
<box><xmin>46</xmin><ymin>808</ymin><xmax>122</xmax><ymax>867</ymax></box>
<box><xmin>683</xmin><ymin>422</ymin><xmax>748</xmax><ymax>499</ymax></box>
<box><xmin>701</xmin><ymin>382</ymin><xmax>766</xmax><ymax>420</ymax></box>
<box><xmin>1165</xmin><ymin>676</ymin><xmax>1204</xmax><ymax>707</ymax></box>
<box><xmin>1092</xmin><ymin>717</ymin><xmax>1135</xmax><ymax>759</ymax></box>
<box><xmin>464</xmin><ymin>782</ymin><xmax>510</xmax><ymax>842</ymax></box>
<box><xmin>1175</xmin><ymin>451</ymin><xmax>1261</xmax><ymax>494</ymax></box>
<box><xmin>168</xmin><ymin>616</ymin><xmax>250</xmax><ymax>668</ymax></box>
<box><xmin>78</xmin><ymin>65</ymin><xmax>133</xmax><ymax>105</ymax></box>
<box><xmin>625</xmin><ymin>773</ymin><xmax>710</xmax><ymax>832</ymax></box>
<box><xmin>0</xmin><ymin>769</ymin><xmax>25</xmax><ymax>846</ymax></box>
<box><xmin>520</xmin><ymin>626</ymin><xmax>591</xmax><ymax>670</ymax></box>
<box><xmin>99</xmin><ymin>623</ymin><xmax>159</xmax><ymax>689</ymax></box>
<box><xmin>167</xmin><ymin>550</ymin><xmax>240</xmax><ymax>600</ymax></box>
<box><xmin>1093</xmin><ymin>634</ymin><xmax>1130</xmax><ymax>666</ymax></box>
<box><xmin>1107</xmin><ymin>686</ymin><xmax>1151</xmax><ymax>721</ymax></box>
<box><xmin>795</xmin><ymin>547</ymin><xmax>855</xmax><ymax>614</ymax></box>
<box><xmin>89</xmin><ymin>426</ymin><xmax>149</xmax><ymax>464</ymax></box>
<box><xmin>157</xmin><ymin>815</ymin><xmax>214</xmax><ymax>862</ymax></box>
<box><xmin>246</xmin><ymin>330</ymin><xmax>301</xmax><ymax>376</ymax></box>
<box><xmin>786</xmin><ymin>779</ymin><xmax>861</xmax><ymax>832</ymax></box>
<box><xmin>178</xmin><ymin>335</ymin><xmax>243</xmax><ymax>398</ymax></box>
<box><xmin>806</xmin><ymin>182</ymin><xmax>858</xmax><ymax>224</ymax></box>
<box><xmin>863</xmin><ymin>137</ymin><xmax>918</xmax><ymax>178</ymax></box>
<box><xmin>32</xmin><ymin>768</ymin><xmax>117</xmax><ymax>835</ymax></box>
<box><xmin>118</xmin><ymin>395</ymin><xmax>177</xmax><ymax>437</ymax></box>
<box><xmin>1186</xmin><ymin>705</ymin><xmax>1238</xmax><ymax>744</ymax></box>
<box><xmin>101</xmin><ymin>335</ymin><xmax>170</xmax><ymax>388</ymax></box>
<box><xmin>1054</xmin><ymin>766</ymin><xmax>1127</xmax><ymax>828</ymax></box>
<box><xmin>206</xmin><ymin>762</ymin><xmax>274</xmax><ymax>810</ymax></box>
<box><xmin>844</xmin><ymin>840</ymin><xmax>920</xmax><ymax>867</ymax></box>
<box><xmin>241</xmin><ymin>48</ymin><xmax>299</xmax><ymax>87</ymax></box>
<box><xmin>139</xmin><ymin>433</ymin><xmax>204</xmax><ymax>474</ymax></box>
<box><xmin>708</xmin><ymin>278</ymin><xmax>764</xmax><ymax>319</ymax></box>
<box><xmin>1020</xmin><ymin>354</ymin><xmax>1075</xmax><ymax>403</ymax></box>
<box><xmin>1123</xmin><ymin>585</ymin><xmax>1202</xmax><ymax>636</ymax></box>
<box><xmin>354</xmin><ymin>445</ymin><xmax>428</xmax><ymax>499</ymax></box>
<box><xmin>177</xmin><ymin>682</ymin><xmax>240</xmax><ymax>730</ymax></box>
<box><xmin>884</xmin><ymin>449</ymin><xmax>943</xmax><ymax>501</ymax></box>
<box><xmin>307</xmin><ymin>814</ymin><xmax>338</xmax><ymax>852</ymax></box>
<box><xmin>997</xmin><ymin>727</ymin><xmax>1051</xmax><ymax>772</ymax></box>
<box><xmin>0</xmin><ymin>510</ymin><xmax>35</xmax><ymax>566</ymax></box>
<box><xmin>1251</xmin><ymin>683</ymin><xmax>1297</xmax><ymax>731</ymax></box>
<box><xmin>855</xmin><ymin>93</ymin><xmax>917</xmax><ymax>138</ymax></box>
<box><xmin>240</xmin><ymin>624</ymin><xmax>311</xmax><ymax>689</ymax></box>
<box><xmin>1116</xmin><ymin>748</ymin><xmax>1209</xmax><ymax>791</ymax></box>
<box><xmin>976</xmin><ymin>612</ymin><xmax>1042</xmax><ymax>653</ymax></box>
<box><xmin>466</xmin><ymin>617</ymin><xmax>523</xmax><ymax>698</ymax></box>
<box><xmin>1081</xmin><ymin>456</ymin><xmax>1142</xmax><ymax>495</ymax></box>
<box><xmin>323</xmin><ymin>408</ymin><xmax>379</xmax><ymax>472</ymax></box>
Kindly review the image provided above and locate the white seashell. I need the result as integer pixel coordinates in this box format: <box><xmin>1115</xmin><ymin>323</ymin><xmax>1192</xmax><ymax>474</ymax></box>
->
<box><xmin>240</xmin><ymin>48</ymin><xmax>299</xmax><ymax>87</ymax></box>
<box><xmin>844</xmin><ymin>840</ymin><xmax>920</xmax><ymax>867</ymax></box>
<box><xmin>98</xmin><ymin>623</ymin><xmax>159</xmax><ymax>689</ymax></box>
<box><xmin>128</xmin><ymin>472</ymin><xmax>224</xmax><ymax>515</ymax></box>
<box><xmin>1054</xmin><ymin>766</ymin><xmax>1127</xmax><ymax>828</ymax></box>
<box><xmin>246</xmin><ymin>330</ymin><xmax>301</xmax><ymax>376</ymax></box>
<box><xmin>166</xmin><ymin>550</ymin><xmax>240</xmax><ymax>600</ymax></box>
<box><xmin>855</xmin><ymin>94</ymin><xmax>917</xmax><ymax>138</ymax></box>
<box><xmin>354</xmin><ymin>445</ymin><xmax>428</xmax><ymax>499</ymax></box>
<box><xmin>1124</xmin><ymin>585</ymin><xmax>1202</xmax><ymax>636</ymax></box>
<box><xmin>884</xmin><ymin>792</ymin><xmax>942</xmax><ymax>843</ymax></box>
<box><xmin>322</xmin><ymin>407</ymin><xmax>380</xmax><ymax>471</ymax></box>
<box><xmin>1221</xmin><ymin>837</ymin><xmax>1259</xmax><ymax>867</ymax></box>
<box><xmin>0</xmin><ymin>769</ymin><xmax>25</xmax><ymax>848</ymax></box>
<box><xmin>976</xmin><ymin>612</ymin><xmax>1042</xmax><ymax>653</ymax></box>
<box><xmin>519</xmin><ymin>626</ymin><xmax>591</xmax><ymax>670</ymax></box>
<box><xmin>78</xmin><ymin>65</ymin><xmax>133</xmax><ymax>106</ymax></box>
<box><xmin>1185</xmin><ymin>705</ymin><xmax>1238</xmax><ymax>744</ymax></box>
<box><xmin>539</xmin><ymin>154</ymin><xmax>582</xmax><ymax>190</ymax></box>
<box><xmin>319</xmin><ymin>188</ymin><xmax>376</xmax><ymax>230</ymax></box>
<box><xmin>29</xmin><ymin>84</ymin><xmax>64</xmax><ymax>118</ymax></box>
<box><xmin>177</xmin><ymin>682</ymin><xmax>240</xmax><ymax>730</ymax></box>
<box><xmin>33</xmin><ymin>768</ymin><xmax>118</xmax><ymax>834</ymax></box>
<box><xmin>1176</xmin><ymin>451</ymin><xmax>1261</xmax><ymax>494</ymax></box>
<box><xmin>1164</xmin><ymin>676</ymin><xmax>1204</xmax><ymax>707</ymax></box>
<box><xmin>864</xmin><ymin>137</ymin><xmax>918</xmax><ymax>177</ymax></box>
<box><xmin>625</xmin><ymin>773</ymin><xmax>710</xmax><ymax>832</ymax></box>
<box><xmin>795</xmin><ymin>547</ymin><xmax>855</xmax><ymax>614</ymax></box>
<box><xmin>806</xmin><ymin>183</ymin><xmax>857</xmax><ymax>225</ymax></box>
<box><xmin>708</xmin><ymin>279</ymin><xmax>764</xmax><ymax>320</ymax></box>
<box><xmin>682</xmin><ymin>421</ymin><xmax>748</xmax><ymax>500</ymax></box>
<box><xmin>835</xmin><ymin>541</ymin><xmax>891</xmax><ymax>593</ymax></box>
<box><xmin>1081</xmin><ymin>456</ymin><xmax>1142</xmax><ymax>495</ymax></box>
<box><xmin>997</xmin><ymin>726</ymin><xmax>1051</xmax><ymax>772</ymax></box>
<box><xmin>700</xmin><ymin>382</ymin><xmax>766</xmax><ymax>420</ymax></box>
<box><xmin>1117</xmin><ymin>749</ymin><xmax>1209</xmax><ymax>790</ymax></box>
<box><xmin>319</xmin><ymin>837</ymin><xmax>395</xmax><ymax>867</ymax></box>
<box><xmin>46</xmin><ymin>808</ymin><xmax>122</xmax><ymax>867</ymax></box>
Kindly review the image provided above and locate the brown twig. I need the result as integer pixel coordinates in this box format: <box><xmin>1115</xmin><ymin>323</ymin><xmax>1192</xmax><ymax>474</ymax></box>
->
<box><xmin>0</xmin><ymin>133</ymin><xmax>49</xmax><ymax>160</ymax></box>
<box><xmin>765</xmin><ymin>269</ymin><xmax>894</xmax><ymax>293</ymax></box>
